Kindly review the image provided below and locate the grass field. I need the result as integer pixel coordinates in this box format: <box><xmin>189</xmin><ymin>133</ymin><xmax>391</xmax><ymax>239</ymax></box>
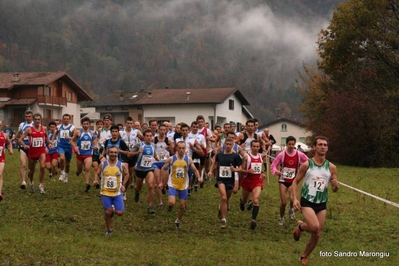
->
<box><xmin>0</xmin><ymin>152</ymin><xmax>398</xmax><ymax>265</ymax></box>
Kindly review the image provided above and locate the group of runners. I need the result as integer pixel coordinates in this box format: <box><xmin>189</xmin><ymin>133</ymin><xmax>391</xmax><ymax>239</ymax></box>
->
<box><xmin>0</xmin><ymin>111</ymin><xmax>338</xmax><ymax>265</ymax></box>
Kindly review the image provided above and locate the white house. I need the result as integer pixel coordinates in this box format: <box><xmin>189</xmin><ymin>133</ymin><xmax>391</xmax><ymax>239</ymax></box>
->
<box><xmin>260</xmin><ymin>117</ymin><xmax>312</xmax><ymax>149</ymax></box>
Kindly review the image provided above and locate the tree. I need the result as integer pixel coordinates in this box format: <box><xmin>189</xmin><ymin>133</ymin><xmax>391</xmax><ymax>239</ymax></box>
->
<box><xmin>300</xmin><ymin>0</ymin><xmax>399</xmax><ymax>166</ymax></box>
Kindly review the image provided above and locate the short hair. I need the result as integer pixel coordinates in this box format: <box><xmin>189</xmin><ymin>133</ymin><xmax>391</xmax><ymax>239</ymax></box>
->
<box><xmin>149</xmin><ymin>118</ymin><xmax>157</xmax><ymax>125</ymax></box>
<box><xmin>251</xmin><ymin>139</ymin><xmax>260</xmax><ymax>147</ymax></box>
<box><xmin>214</xmin><ymin>125</ymin><xmax>221</xmax><ymax>130</ymax></box>
<box><xmin>110</xmin><ymin>125</ymin><xmax>119</xmax><ymax>131</ymax></box>
<box><xmin>196</xmin><ymin>115</ymin><xmax>205</xmax><ymax>121</ymax></box>
<box><xmin>25</xmin><ymin>110</ymin><xmax>33</xmax><ymax>115</ymax></box>
<box><xmin>314</xmin><ymin>136</ymin><xmax>329</xmax><ymax>146</ymax></box>
<box><xmin>125</xmin><ymin>116</ymin><xmax>134</xmax><ymax>122</ymax></box>
<box><xmin>33</xmin><ymin>113</ymin><xmax>42</xmax><ymax>119</ymax></box>
<box><xmin>143</xmin><ymin>129</ymin><xmax>153</xmax><ymax>136</ymax></box>
<box><xmin>180</xmin><ymin>123</ymin><xmax>189</xmax><ymax>130</ymax></box>
<box><xmin>81</xmin><ymin>117</ymin><xmax>91</xmax><ymax>124</ymax></box>
<box><xmin>246</xmin><ymin>119</ymin><xmax>255</xmax><ymax>126</ymax></box>
<box><xmin>176</xmin><ymin>141</ymin><xmax>186</xmax><ymax>147</ymax></box>
<box><xmin>191</xmin><ymin>121</ymin><xmax>199</xmax><ymax>127</ymax></box>
<box><xmin>107</xmin><ymin>145</ymin><xmax>119</xmax><ymax>153</ymax></box>
<box><xmin>96</xmin><ymin>120</ymin><xmax>104</xmax><ymax>125</ymax></box>
<box><xmin>286</xmin><ymin>136</ymin><xmax>296</xmax><ymax>144</ymax></box>
<box><xmin>62</xmin><ymin>113</ymin><xmax>71</xmax><ymax>119</ymax></box>
<box><xmin>225</xmin><ymin>137</ymin><xmax>234</xmax><ymax>143</ymax></box>
<box><xmin>48</xmin><ymin>121</ymin><xmax>56</xmax><ymax>127</ymax></box>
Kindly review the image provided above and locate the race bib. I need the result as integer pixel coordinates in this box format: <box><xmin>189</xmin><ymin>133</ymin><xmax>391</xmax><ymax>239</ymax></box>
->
<box><xmin>282</xmin><ymin>167</ymin><xmax>296</xmax><ymax>179</ymax></box>
<box><xmin>52</xmin><ymin>141</ymin><xmax>57</xmax><ymax>147</ymax></box>
<box><xmin>32</xmin><ymin>138</ymin><xmax>43</xmax><ymax>148</ymax></box>
<box><xmin>80</xmin><ymin>141</ymin><xmax>91</xmax><ymax>150</ymax></box>
<box><xmin>251</xmin><ymin>162</ymin><xmax>262</xmax><ymax>174</ymax></box>
<box><xmin>140</xmin><ymin>155</ymin><xmax>153</xmax><ymax>167</ymax></box>
<box><xmin>176</xmin><ymin>167</ymin><xmax>184</xmax><ymax>178</ymax></box>
<box><xmin>104</xmin><ymin>176</ymin><xmax>117</xmax><ymax>189</ymax></box>
<box><xmin>158</xmin><ymin>152</ymin><xmax>168</xmax><ymax>161</ymax></box>
<box><xmin>60</xmin><ymin>130</ymin><xmax>69</xmax><ymax>138</ymax></box>
<box><xmin>219</xmin><ymin>166</ymin><xmax>232</xmax><ymax>178</ymax></box>
<box><xmin>128</xmin><ymin>142</ymin><xmax>136</xmax><ymax>151</ymax></box>
<box><xmin>0</xmin><ymin>146</ymin><xmax>3</xmax><ymax>156</ymax></box>
<box><xmin>308</xmin><ymin>176</ymin><xmax>327</xmax><ymax>196</ymax></box>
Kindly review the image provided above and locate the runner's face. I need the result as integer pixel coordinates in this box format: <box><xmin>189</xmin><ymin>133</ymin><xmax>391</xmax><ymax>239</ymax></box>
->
<box><xmin>150</xmin><ymin>122</ymin><xmax>158</xmax><ymax>131</ymax></box>
<box><xmin>82</xmin><ymin>121</ymin><xmax>90</xmax><ymax>130</ymax></box>
<box><xmin>62</xmin><ymin>116</ymin><xmax>70</xmax><ymax>125</ymax></box>
<box><xmin>181</xmin><ymin>127</ymin><xmax>189</xmax><ymax>137</ymax></box>
<box><xmin>144</xmin><ymin>132</ymin><xmax>152</xmax><ymax>143</ymax></box>
<box><xmin>97</xmin><ymin>123</ymin><xmax>103</xmax><ymax>130</ymax></box>
<box><xmin>223</xmin><ymin>125</ymin><xmax>230</xmax><ymax>132</ymax></box>
<box><xmin>50</xmin><ymin>125</ymin><xmax>56</xmax><ymax>132</ymax></box>
<box><xmin>104</xmin><ymin>119</ymin><xmax>111</xmax><ymax>127</ymax></box>
<box><xmin>286</xmin><ymin>140</ymin><xmax>296</xmax><ymax>152</ymax></box>
<box><xmin>34</xmin><ymin>116</ymin><xmax>41</xmax><ymax>126</ymax></box>
<box><xmin>251</xmin><ymin>142</ymin><xmax>260</xmax><ymax>153</ymax></box>
<box><xmin>197</xmin><ymin>119</ymin><xmax>204</xmax><ymax>128</ymax></box>
<box><xmin>246</xmin><ymin>123</ymin><xmax>255</xmax><ymax>133</ymax></box>
<box><xmin>314</xmin><ymin>139</ymin><xmax>328</xmax><ymax>155</ymax></box>
<box><xmin>158</xmin><ymin>126</ymin><xmax>166</xmax><ymax>136</ymax></box>
<box><xmin>108</xmin><ymin>148</ymin><xmax>118</xmax><ymax>160</ymax></box>
<box><xmin>224</xmin><ymin>140</ymin><xmax>233</xmax><ymax>152</ymax></box>
<box><xmin>191</xmin><ymin>124</ymin><xmax>199</xmax><ymax>134</ymax></box>
<box><xmin>25</xmin><ymin>114</ymin><xmax>33</xmax><ymax>123</ymax></box>
<box><xmin>111</xmin><ymin>129</ymin><xmax>119</xmax><ymax>139</ymax></box>
<box><xmin>177</xmin><ymin>143</ymin><xmax>186</xmax><ymax>156</ymax></box>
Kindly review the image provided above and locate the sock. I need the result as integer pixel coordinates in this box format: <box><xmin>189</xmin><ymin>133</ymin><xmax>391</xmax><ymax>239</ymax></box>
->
<box><xmin>252</xmin><ymin>206</ymin><xmax>259</xmax><ymax>220</ymax></box>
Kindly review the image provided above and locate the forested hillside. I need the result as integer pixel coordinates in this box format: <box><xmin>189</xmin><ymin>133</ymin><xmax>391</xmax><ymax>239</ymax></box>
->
<box><xmin>0</xmin><ymin>0</ymin><xmax>344</xmax><ymax>123</ymax></box>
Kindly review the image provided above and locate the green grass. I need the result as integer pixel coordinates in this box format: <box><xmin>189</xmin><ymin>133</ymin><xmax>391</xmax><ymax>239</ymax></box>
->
<box><xmin>0</xmin><ymin>153</ymin><xmax>398</xmax><ymax>265</ymax></box>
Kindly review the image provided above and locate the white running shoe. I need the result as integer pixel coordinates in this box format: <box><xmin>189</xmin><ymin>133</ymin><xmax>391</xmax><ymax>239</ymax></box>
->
<box><xmin>289</xmin><ymin>208</ymin><xmax>296</xmax><ymax>220</ymax></box>
<box><xmin>63</xmin><ymin>173</ymin><xmax>68</xmax><ymax>183</ymax></box>
<box><xmin>278</xmin><ymin>217</ymin><xmax>285</xmax><ymax>226</ymax></box>
<box><xmin>59</xmin><ymin>171</ymin><xmax>65</xmax><ymax>182</ymax></box>
<box><xmin>30</xmin><ymin>182</ymin><xmax>35</xmax><ymax>193</ymax></box>
<box><xmin>39</xmin><ymin>184</ymin><xmax>45</xmax><ymax>194</ymax></box>
<box><xmin>122</xmin><ymin>192</ymin><xmax>127</xmax><ymax>201</ymax></box>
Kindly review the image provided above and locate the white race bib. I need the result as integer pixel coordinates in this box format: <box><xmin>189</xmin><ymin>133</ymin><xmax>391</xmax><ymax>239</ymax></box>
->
<box><xmin>80</xmin><ymin>141</ymin><xmax>91</xmax><ymax>150</ymax></box>
<box><xmin>140</xmin><ymin>155</ymin><xmax>153</xmax><ymax>167</ymax></box>
<box><xmin>308</xmin><ymin>176</ymin><xmax>327</xmax><ymax>196</ymax></box>
<box><xmin>0</xmin><ymin>146</ymin><xmax>3</xmax><ymax>156</ymax></box>
<box><xmin>60</xmin><ymin>130</ymin><xmax>69</xmax><ymax>138</ymax></box>
<box><xmin>219</xmin><ymin>166</ymin><xmax>232</xmax><ymax>178</ymax></box>
<box><xmin>104</xmin><ymin>176</ymin><xmax>117</xmax><ymax>189</ymax></box>
<box><xmin>32</xmin><ymin>138</ymin><xmax>43</xmax><ymax>148</ymax></box>
<box><xmin>251</xmin><ymin>162</ymin><xmax>262</xmax><ymax>174</ymax></box>
<box><xmin>176</xmin><ymin>167</ymin><xmax>184</xmax><ymax>178</ymax></box>
<box><xmin>282</xmin><ymin>167</ymin><xmax>296</xmax><ymax>179</ymax></box>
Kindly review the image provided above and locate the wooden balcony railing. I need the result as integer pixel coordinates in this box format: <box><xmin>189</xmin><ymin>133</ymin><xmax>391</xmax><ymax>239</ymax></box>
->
<box><xmin>37</xmin><ymin>96</ymin><xmax>67</xmax><ymax>106</ymax></box>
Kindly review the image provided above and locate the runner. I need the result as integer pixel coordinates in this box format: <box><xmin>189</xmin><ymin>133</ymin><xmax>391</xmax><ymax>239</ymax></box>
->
<box><xmin>45</xmin><ymin>121</ymin><xmax>58</xmax><ymax>179</ymax></box>
<box><xmin>57</xmin><ymin>114</ymin><xmax>75</xmax><ymax>183</ymax></box>
<box><xmin>0</xmin><ymin>120</ymin><xmax>13</xmax><ymax>200</ymax></box>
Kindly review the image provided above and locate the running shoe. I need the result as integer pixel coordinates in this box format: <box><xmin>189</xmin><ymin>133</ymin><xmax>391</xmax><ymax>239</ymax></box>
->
<box><xmin>293</xmin><ymin>220</ymin><xmax>303</xmax><ymax>241</ymax></box>
<box><xmin>106</xmin><ymin>230</ymin><xmax>113</xmax><ymax>236</ymax></box>
<box><xmin>122</xmin><ymin>192</ymin><xmax>127</xmax><ymax>201</ymax></box>
<box><xmin>20</xmin><ymin>181</ymin><xmax>27</xmax><ymax>189</ymax></box>
<box><xmin>188</xmin><ymin>188</ymin><xmax>192</xmax><ymax>196</ymax></box>
<box><xmin>194</xmin><ymin>184</ymin><xmax>198</xmax><ymax>192</ymax></box>
<box><xmin>168</xmin><ymin>205</ymin><xmax>173</xmax><ymax>212</ymax></box>
<box><xmin>147</xmin><ymin>206</ymin><xmax>156</xmax><ymax>214</ymax></box>
<box><xmin>299</xmin><ymin>257</ymin><xmax>308</xmax><ymax>265</ymax></box>
<box><xmin>200</xmin><ymin>182</ymin><xmax>204</xmax><ymax>188</ymax></box>
<box><xmin>220</xmin><ymin>219</ymin><xmax>227</xmax><ymax>229</ymax></box>
<box><xmin>278</xmin><ymin>217</ymin><xmax>285</xmax><ymax>226</ymax></box>
<box><xmin>161</xmin><ymin>188</ymin><xmax>166</xmax><ymax>195</ymax></box>
<box><xmin>175</xmin><ymin>219</ymin><xmax>180</xmax><ymax>230</ymax></box>
<box><xmin>85</xmin><ymin>184</ymin><xmax>91</xmax><ymax>193</ymax></box>
<box><xmin>30</xmin><ymin>183</ymin><xmax>35</xmax><ymax>193</ymax></box>
<box><xmin>158</xmin><ymin>203</ymin><xmax>164</xmax><ymax>210</ymax></box>
<box><xmin>59</xmin><ymin>171</ymin><xmax>65</xmax><ymax>182</ymax></box>
<box><xmin>49</xmin><ymin>174</ymin><xmax>53</xmax><ymax>179</ymax></box>
<box><xmin>289</xmin><ymin>208</ymin><xmax>296</xmax><ymax>220</ymax></box>
<box><xmin>250</xmin><ymin>220</ymin><xmax>257</xmax><ymax>230</ymax></box>
<box><xmin>63</xmin><ymin>173</ymin><xmax>68</xmax><ymax>183</ymax></box>
<box><xmin>38</xmin><ymin>184</ymin><xmax>45</xmax><ymax>194</ymax></box>
<box><xmin>76</xmin><ymin>171</ymin><xmax>81</xmax><ymax>177</ymax></box>
<box><xmin>240</xmin><ymin>198</ymin><xmax>245</xmax><ymax>211</ymax></box>
<box><xmin>0</xmin><ymin>194</ymin><xmax>3</xmax><ymax>201</ymax></box>
<box><xmin>95</xmin><ymin>182</ymin><xmax>100</xmax><ymax>189</ymax></box>
<box><xmin>134</xmin><ymin>192</ymin><xmax>140</xmax><ymax>203</ymax></box>
<box><xmin>247</xmin><ymin>200</ymin><xmax>253</xmax><ymax>210</ymax></box>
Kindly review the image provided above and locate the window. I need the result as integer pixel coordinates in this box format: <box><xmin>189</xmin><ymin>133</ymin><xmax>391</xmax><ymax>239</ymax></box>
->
<box><xmin>121</xmin><ymin>106</ymin><xmax>129</xmax><ymax>110</ymax></box>
<box><xmin>106</xmin><ymin>106</ymin><xmax>113</xmax><ymax>110</ymax></box>
<box><xmin>43</xmin><ymin>109</ymin><xmax>52</xmax><ymax>119</ymax></box>
<box><xmin>67</xmin><ymin>92</ymin><xmax>72</xmax><ymax>101</ymax></box>
<box><xmin>45</xmin><ymin>86</ymin><xmax>51</xmax><ymax>96</ymax></box>
<box><xmin>281</xmin><ymin>123</ymin><xmax>287</xmax><ymax>132</ymax></box>
<box><xmin>229</xmin><ymin>99</ymin><xmax>234</xmax><ymax>110</ymax></box>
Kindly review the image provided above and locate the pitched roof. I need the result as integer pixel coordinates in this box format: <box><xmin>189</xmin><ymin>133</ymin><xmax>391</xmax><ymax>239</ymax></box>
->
<box><xmin>89</xmin><ymin>91</ymin><xmax>147</xmax><ymax>106</ymax></box>
<box><xmin>134</xmin><ymin>87</ymin><xmax>250</xmax><ymax>105</ymax></box>
<box><xmin>0</xmin><ymin>72</ymin><xmax>92</xmax><ymax>101</ymax></box>
<box><xmin>260</xmin><ymin>117</ymin><xmax>303</xmax><ymax>128</ymax></box>
<box><xmin>0</xmin><ymin>98</ymin><xmax>37</xmax><ymax>108</ymax></box>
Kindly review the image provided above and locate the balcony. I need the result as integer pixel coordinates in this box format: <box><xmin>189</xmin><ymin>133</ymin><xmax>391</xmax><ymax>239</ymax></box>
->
<box><xmin>37</xmin><ymin>95</ymin><xmax>67</xmax><ymax>106</ymax></box>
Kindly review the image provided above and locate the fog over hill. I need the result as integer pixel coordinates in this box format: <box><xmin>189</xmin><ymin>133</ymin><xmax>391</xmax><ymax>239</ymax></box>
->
<box><xmin>0</xmin><ymin>0</ymin><xmax>344</xmax><ymax>123</ymax></box>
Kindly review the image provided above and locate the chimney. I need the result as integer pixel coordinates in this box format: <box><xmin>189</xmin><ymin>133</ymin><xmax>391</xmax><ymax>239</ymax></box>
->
<box><xmin>148</xmin><ymin>91</ymin><xmax>152</xmax><ymax>98</ymax></box>
<box><xmin>119</xmin><ymin>93</ymin><xmax>124</xmax><ymax>101</ymax></box>
<box><xmin>12</xmin><ymin>72</ymin><xmax>20</xmax><ymax>82</ymax></box>
<box><xmin>186</xmin><ymin>91</ymin><xmax>190</xmax><ymax>100</ymax></box>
